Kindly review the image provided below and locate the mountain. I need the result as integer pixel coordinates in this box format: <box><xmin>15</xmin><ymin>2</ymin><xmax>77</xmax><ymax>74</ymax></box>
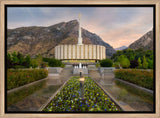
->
<box><xmin>128</xmin><ymin>30</ymin><xmax>153</xmax><ymax>50</ymax></box>
<box><xmin>7</xmin><ymin>20</ymin><xmax>116</xmax><ymax>57</ymax></box>
<box><xmin>115</xmin><ymin>46</ymin><xmax>127</xmax><ymax>51</ymax></box>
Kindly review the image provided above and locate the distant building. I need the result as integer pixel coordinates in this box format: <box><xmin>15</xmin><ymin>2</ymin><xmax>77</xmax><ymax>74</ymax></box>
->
<box><xmin>55</xmin><ymin>14</ymin><xmax>106</xmax><ymax>63</ymax></box>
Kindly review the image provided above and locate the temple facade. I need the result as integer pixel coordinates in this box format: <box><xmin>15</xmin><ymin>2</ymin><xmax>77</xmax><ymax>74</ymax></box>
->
<box><xmin>55</xmin><ymin>14</ymin><xmax>106</xmax><ymax>63</ymax></box>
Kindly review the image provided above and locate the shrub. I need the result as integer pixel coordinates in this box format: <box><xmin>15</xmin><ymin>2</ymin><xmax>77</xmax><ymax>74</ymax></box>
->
<box><xmin>7</xmin><ymin>69</ymin><xmax>48</xmax><ymax>90</ymax></box>
<box><xmin>113</xmin><ymin>62</ymin><xmax>121</xmax><ymax>69</ymax></box>
<box><xmin>114</xmin><ymin>69</ymin><xmax>153</xmax><ymax>90</ymax></box>
<box><xmin>100</xmin><ymin>59</ymin><xmax>113</xmax><ymax>67</ymax></box>
<box><xmin>96</xmin><ymin>63</ymin><xmax>100</xmax><ymax>67</ymax></box>
<box><xmin>61</xmin><ymin>63</ymin><xmax>65</xmax><ymax>68</ymax></box>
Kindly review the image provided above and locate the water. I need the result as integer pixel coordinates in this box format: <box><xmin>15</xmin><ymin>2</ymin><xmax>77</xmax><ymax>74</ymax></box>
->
<box><xmin>7</xmin><ymin>79</ymin><xmax>62</xmax><ymax>111</ymax></box>
<box><xmin>101</xmin><ymin>80</ymin><xmax>153</xmax><ymax>111</ymax></box>
<box><xmin>7</xmin><ymin>76</ymin><xmax>153</xmax><ymax>112</ymax></box>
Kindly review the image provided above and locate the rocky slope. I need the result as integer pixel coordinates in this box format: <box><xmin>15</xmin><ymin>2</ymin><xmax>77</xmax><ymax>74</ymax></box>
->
<box><xmin>128</xmin><ymin>30</ymin><xmax>153</xmax><ymax>50</ymax></box>
<box><xmin>7</xmin><ymin>20</ymin><xmax>116</xmax><ymax>57</ymax></box>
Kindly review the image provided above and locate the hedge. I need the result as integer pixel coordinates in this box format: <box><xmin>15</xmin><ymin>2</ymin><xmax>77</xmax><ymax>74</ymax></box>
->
<box><xmin>7</xmin><ymin>69</ymin><xmax>48</xmax><ymax>90</ymax></box>
<box><xmin>114</xmin><ymin>69</ymin><xmax>153</xmax><ymax>90</ymax></box>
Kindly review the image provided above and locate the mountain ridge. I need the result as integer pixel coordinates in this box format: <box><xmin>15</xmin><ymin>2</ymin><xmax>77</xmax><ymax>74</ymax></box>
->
<box><xmin>7</xmin><ymin>20</ymin><xmax>116</xmax><ymax>57</ymax></box>
<box><xmin>128</xmin><ymin>30</ymin><xmax>153</xmax><ymax>50</ymax></box>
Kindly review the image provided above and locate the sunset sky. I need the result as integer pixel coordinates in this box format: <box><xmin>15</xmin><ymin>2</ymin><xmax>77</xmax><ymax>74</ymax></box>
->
<box><xmin>7</xmin><ymin>7</ymin><xmax>153</xmax><ymax>48</ymax></box>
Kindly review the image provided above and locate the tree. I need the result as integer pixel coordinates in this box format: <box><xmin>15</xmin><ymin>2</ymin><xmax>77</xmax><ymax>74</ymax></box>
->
<box><xmin>35</xmin><ymin>55</ymin><xmax>43</xmax><ymax>67</ymax></box>
<box><xmin>100</xmin><ymin>59</ymin><xmax>113</xmax><ymax>67</ymax></box>
<box><xmin>142</xmin><ymin>56</ymin><xmax>148</xmax><ymax>69</ymax></box>
<box><xmin>31</xmin><ymin>59</ymin><xmax>38</xmax><ymax>68</ymax></box>
<box><xmin>138</xmin><ymin>57</ymin><xmax>142</xmax><ymax>69</ymax></box>
<box><xmin>41</xmin><ymin>62</ymin><xmax>48</xmax><ymax>68</ymax></box>
<box><xmin>17</xmin><ymin>52</ymin><xmax>24</xmax><ymax>65</ymax></box>
<box><xmin>129</xmin><ymin>53</ymin><xmax>135</xmax><ymax>61</ymax></box>
<box><xmin>12</xmin><ymin>52</ymin><xmax>19</xmax><ymax>66</ymax></box>
<box><xmin>48</xmin><ymin>58</ymin><xmax>62</xmax><ymax>67</ymax></box>
<box><xmin>24</xmin><ymin>55</ymin><xmax>31</xmax><ymax>68</ymax></box>
<box><xmin>7</xmin><ymin>53</ymin><xmax>13</xmax><ymax>68</ymax></box>
<box><xmin>147</xmin><ymin>59</ymin><xmax>153</xmax><ymax>69</ymax></box>
<box><xmin>130</xmin><ymin>60</ymin><xmax>139</xmax><ymax>68</ymax></box>
<box><xmin>117</xmin><ymin>55</ymin><xmax>130</xmax><ymax>68</ymax></box>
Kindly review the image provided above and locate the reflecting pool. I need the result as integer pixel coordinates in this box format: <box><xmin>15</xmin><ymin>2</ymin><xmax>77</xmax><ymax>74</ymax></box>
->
<box><xmin>7</xmin><ymin>79</ymin><xmax>62</xmax><ymax>111</ymax></box>
<box><xmin>102</xmin><ymin>80</ymin><xmax>153</xmax><ymax>111</ymax></box>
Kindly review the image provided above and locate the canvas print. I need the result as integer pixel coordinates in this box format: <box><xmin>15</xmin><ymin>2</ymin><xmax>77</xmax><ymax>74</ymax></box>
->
<box><xmin>6</xmin><ymin>6</ymin><xmax>154</xmax><ymax>112</ymax></box>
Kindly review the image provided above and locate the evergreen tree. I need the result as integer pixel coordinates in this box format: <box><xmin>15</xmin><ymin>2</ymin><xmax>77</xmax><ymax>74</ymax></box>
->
<box><xmin>129</xmin><ymin>53</ymin><xmax>135</xmax><ymax>61</ymax></box>
<box><xmin>142</xmin><ymin>56</ymin><xmax>148</xmax><ymax>69</ymax></box>
<box><xmin>138</xmin><ymin>57</ymin><xmax>142</xmax><ymax>69</ymax></box>
<box><xmin>147</xmin><ymin>59</ymin><xmax>153</xmax><ymax>69</ymax></box>
<box><xmin>12</xmin><ymin>52</ymin><xmax>19</xmax><ymax>65</ymax></box>
<box><xmin>17</xmin><ymin>52</ymin><xmax>24</xmax><ymax>65</ymax></box>
<box><xmin>36</xmin><ymin>55</ymin><xmax>43</xmax><ymax>67</ymax></box>
<box><xmin>24</xmin><ymin>55</ymin><xmax>31</xmax><ymax>68</ymax></box>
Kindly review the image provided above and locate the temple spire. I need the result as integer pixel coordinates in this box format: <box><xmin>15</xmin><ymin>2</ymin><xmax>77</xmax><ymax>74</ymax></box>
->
<box><xmin>78</xmin><ymin>14</ymin><xmax>82</xmax><ymax>45</ymax></box>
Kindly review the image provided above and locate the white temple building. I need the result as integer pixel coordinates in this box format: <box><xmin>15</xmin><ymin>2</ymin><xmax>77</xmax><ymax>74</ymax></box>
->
<box><xmin>55</xmin><ymin>14</ymin><xmax>106</xmax><ymax>63</ymax></box>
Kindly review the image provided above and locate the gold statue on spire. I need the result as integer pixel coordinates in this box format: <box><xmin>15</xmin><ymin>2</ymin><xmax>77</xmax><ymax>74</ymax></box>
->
<box><xmin>79</xmin><ymin>14</ymin><xmax>81</xmax><ymax>19</ymax></box>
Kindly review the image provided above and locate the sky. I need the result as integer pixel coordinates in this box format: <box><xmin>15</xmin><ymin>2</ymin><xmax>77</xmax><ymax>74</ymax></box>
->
<box><xmin>7</xmin><ymin>7</ymin><xmax>153</xmax><ymax>48</ymax></box>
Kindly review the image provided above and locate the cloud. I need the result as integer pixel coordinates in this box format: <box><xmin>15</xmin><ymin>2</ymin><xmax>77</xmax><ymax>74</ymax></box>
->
<box><xmin>7</xmin><ymin>7</ymin><xmax>153</xmax><ymax>48</ymax></box>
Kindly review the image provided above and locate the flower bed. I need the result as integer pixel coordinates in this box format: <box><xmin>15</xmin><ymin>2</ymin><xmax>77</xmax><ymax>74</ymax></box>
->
<box><xmin>43</xmin><ymin>77</ymin><xmax>118</xmax><ymax>112</ymax></box>
<box><xmin>7</xmin><ymin>69</ymin><xmax>48</xmax><ymax>90</ymax></box>
<box><xmin>114</xmin><ymin>69</ymin><xmax>153</xmax><ymax>90</ymax></box>
<box><xmin>83</xmin><ymin>78</ymin><xmax>118</xmax><ymax>111</ymax></box>
<box><xmin>43</xmin><ymin>77</ymin><xmax>81</xmax><ymax>112</ymax></box>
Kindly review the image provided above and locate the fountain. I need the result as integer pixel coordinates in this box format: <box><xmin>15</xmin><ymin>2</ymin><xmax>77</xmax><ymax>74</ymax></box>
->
<box><xmin>79</xmin><ymin>63</ymin><xmax>82</xmax><ymax>68</ymax></box>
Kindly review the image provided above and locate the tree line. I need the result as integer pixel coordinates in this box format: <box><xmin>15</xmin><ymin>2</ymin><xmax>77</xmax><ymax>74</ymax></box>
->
<box><xmin>111</xmin><ymin>48</ymin><xmax>153</xmax><ymax>69</ymax></box>
<box><xmin>7</xmin><ymin>52</ymin><xmax>65</xmax><ymax>69</ymax></box>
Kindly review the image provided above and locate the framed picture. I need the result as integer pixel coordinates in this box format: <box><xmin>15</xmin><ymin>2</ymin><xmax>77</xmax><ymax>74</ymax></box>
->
<box><xmin>0</xmin><ymin>0</ymin><xmax>160</xmax><ymax>118</ymax></box>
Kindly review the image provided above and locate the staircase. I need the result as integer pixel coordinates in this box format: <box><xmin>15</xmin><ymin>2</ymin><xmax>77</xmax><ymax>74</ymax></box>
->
<box><xmin>100</xmin><ymin>68</ymin><xmax>115</xmax><ymax>85</ymax></box>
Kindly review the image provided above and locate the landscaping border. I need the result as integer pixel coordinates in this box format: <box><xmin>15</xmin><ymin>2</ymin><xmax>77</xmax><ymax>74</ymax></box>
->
<box><xmin>114</xmin><ymin>78</ymin><xmax>153</xmax><ymax>94</ymax></box>
<box><xmin>7</xmin><ymin>77</ymin><xmax>48</xmax><ymax>94</ymax></box>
